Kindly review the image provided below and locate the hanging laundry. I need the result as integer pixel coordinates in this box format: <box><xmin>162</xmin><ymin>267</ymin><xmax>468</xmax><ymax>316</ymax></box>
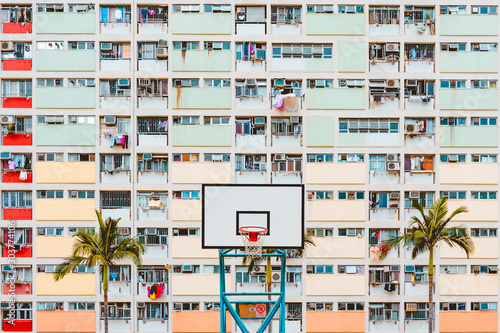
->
<box><xmin>272</xmin><ymin>94</ymin><xmax>285</xmax><ymax>111</ymax></box>
<box><xmin>8</xmin><ymin>160</ymin><xmax>15</xmax><ymax>170</ymax></box>
<box><xmin>148</xmin><ymin>9</ymin><xmax>155</xmax><ymax>15</ymax></box>
<box><xmin>140</xmin><ymin>8</ymin><xmax>148</xmax><ymax>21</ymax></box>
<box><xmin>19</xmin><ymin>171</ymin><xmax>28</xmax><ymax>181</ymax></box>
<box><xmin>283</xmin><ymin>94</ymin><xmax>299</xmax><ymax>112</ymax></box>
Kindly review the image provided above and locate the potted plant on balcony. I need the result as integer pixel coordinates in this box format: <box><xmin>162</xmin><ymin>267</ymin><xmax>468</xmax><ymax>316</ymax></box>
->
<box><xmin>379</xmin><ymin>197</ymin><xmax>474</xmax><ymax>333</ymax></box>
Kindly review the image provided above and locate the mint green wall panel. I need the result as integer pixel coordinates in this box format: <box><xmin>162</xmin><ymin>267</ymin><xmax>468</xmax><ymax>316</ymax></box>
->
<box><xmin>440</xmin><ymin>126</ymin><xmax>498</xmax><ymax>147</ymax></box>
<box><xmin>306</xmin><ymin>14</ymin><xmax>365</xmax><ymax>35</ymax></box>
<box><xmin>440</xmin><ymin>52</ymin><xmax>498</xmax><ymax>73</ymax></box>
<box><xmin>36</xmin><ymin>87</ymin><xmax>95</xmax><ymax>109</ymax></box>
<box><xmin>440</xmin><ymin>15</ymin><xmax>498</xmax><ymax>36</ymax></box>
<box><xmin>36</xmin><ymin>125</ymin><xmax>95</xmax><ymax>146</ymax></box>
<box><xmin>171</xmin><ymin>50</ymin><xmax>231</xmax><ymax>72</ymax></box>
<box><xmin>36</xmin><ymin>13</ymin><xmax>95</xmax><ymax>34</ymax></box>
<box><xmin>306</xmin><ymin>88</ymin><xmax>365</xmax><ymax>109</ymax></box>
<box><xmin>171</xmin><ymin>13</ymin><xmax>231</xmax><ymax>34</ymax></box>
<box><xmin>305</xmin><ymin>58</ymin><xmax>333</xmax><ymax>71</ymax></box>
<box><xmin>306</xmin><ymin>116</ymin><xmax>334</xmax><ymax>147</ymax></box>
<box><xmin>338</xmin><ymin>41</ymin><xmax>366</xmax><ymax>72</ymax></box>
<box><xmin>37</xmin><ymin>50</ymin><xmax>95</xmax><ymax>72</ymax></box>
<box><xmin>440</xmin><ymin>89</ymin><xmax>498</xmax><ymax>110</ymax></box>
<box><xmin>171</xmin><ymin>87</ymin><xmax>231</xmax><ymax>109</ymax></box>
<box><xmin>171</xmin><ymin>125</ymin><xmax>232</xmax><ymax>146</ymax></box>
<box><xmin>338</xmin><ymin>133</ymin><xmax>366</xmax><ymax>146</ymax></box>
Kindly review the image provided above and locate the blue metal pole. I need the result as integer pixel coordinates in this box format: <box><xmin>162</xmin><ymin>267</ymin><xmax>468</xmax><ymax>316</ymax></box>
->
<box><xmin>219</xmin><ymin>249</ymin><xmax>226</xmax><ymax>333</ymax></box>
<box><xmin>279</xmin><ymin>252</ymin><xmax>287</xmax><ymax>333</ymax></box>
<box><xmin>256</xmin><ymin>295</ymin><xmax>283</xmax><ymax>333</ymax></box>
<box><xmin>222</xmin><ymin>295</ymin><xmax>250</xmax><ymax>333</ymax></box>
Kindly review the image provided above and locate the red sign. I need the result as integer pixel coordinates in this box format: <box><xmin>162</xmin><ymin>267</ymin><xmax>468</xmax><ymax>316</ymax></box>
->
<box><xmin>255</xmin><ymin>304</ymin><xmax>267</xmax><ymax>318</ymax></box>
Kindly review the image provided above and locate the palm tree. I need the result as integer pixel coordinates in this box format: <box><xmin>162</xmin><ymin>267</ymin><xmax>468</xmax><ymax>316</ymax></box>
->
<box><xmin>380</xmin><ymin>197</ymin><xmax>474</xmax><ymax>333</ymax></box>
<box><xmin>54</xmin><ymin>210</ymin><xmax>144</xmax><ymax>333</ymax></box>
<box><xmin>242</xmin><ymin>234</ymin><xmax>315</xmax><ymax>332</ymax></box>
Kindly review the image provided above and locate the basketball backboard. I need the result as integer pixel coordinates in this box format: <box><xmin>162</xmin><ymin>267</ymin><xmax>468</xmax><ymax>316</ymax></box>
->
<box><xmin>202</xmin><ymin>184</ymin><xmax>304</xmax><ymax>249</ymax></box>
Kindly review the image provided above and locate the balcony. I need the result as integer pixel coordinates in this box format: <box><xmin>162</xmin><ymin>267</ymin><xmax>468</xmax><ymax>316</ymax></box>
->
<box><xmin>138</xmin><ymin>169</ymin><xmax>167</xmax><ymax>184</ymax></box>
<box><xmin>171</xmin><ymin>50</ymin><xmax>231</xmax><ymax>72</ymax></box>
<box><xmin>3</xmin><ymin>208</ymin><xmax>32</xmax><ymax>220</ymax></box>
<box><xmin>100</xmin><ymin>59</ymin><xmax>130</xmax><ymax>71</ymax></box>
<box><xmin>272</xmin><ymin>58</ymin><xmax>333</xmax><ymax>72</ymax></box>
<box><xmin>440</xmin><ymin>311</ymin><xmax>498</xmax><ymax>333</ymax></box>
<box><xmin>440</xmin><ymin>88</ymin><xmax>498</xmax><ymax>110</ymax></box>
<box><xmin>369</xmin><ymin>207</ymin><xmax>399</xmax><ymax>221</ymax></box>
<box><xmin>36</xmin><ymin>162</ymin><xmax>96</xmax><ymax>184</ymax></box>
<box><xmin>138</xmin><ymin>95</ymin><xmax>168</xmax><ymax>108</ymax></box>
<box><xmin>172</xmin><ymin>274</ymin><xmax>230</xmax><ymax>296</ymax></box>
<box><xmin>36</xmin><ymin>124</ymin><xmax>95</xmax><ymax>146</ymax></box>
<box><xmin>2</xmin><ymin>170</ymin><xmax>32</xmax><ymax>183</ymax></box>
<box><xmin>2</xmin><ymin>96</ymin><xmax>32</xmax><ymax>109</ymax></box>
<box><xmin>101</xmin><ymin>208</ymin><xmax>131</xmax><ymax>221</ymax></box>
<box><xmin>36</xmin><ymin>273</ymin><xmax>95</xmax><ymax>295</ymax></box>
<box><xmin>440</xmin><ymin>52</ymin><xmax>499</xmax><ymax>73</ymax></box>
<box><xmin>171</xmin><ymin>125</ymin><xmax>231</xmax><ymax>146</ymax></box>
<box><xmin>271</xmin><ymin>171</ymin><xmax>302</xmax><ymax>184</ymax></box>
<box><xmin>307</xmin><ymin>199</ymin><xmax>366</xmax><ymax>221</ymax></box>
<box><xmin>440</xmin><ymin>126</ymin><xmax>498</xmax><ymax>147</ymax></box>
<box><xmin>306</xmin><ymin>311</ymin><xmax>365</xmax><ymax>333</ymax></box>
<box><xmin>440</xmin><ymin>15</ymin><xmax>498</xmax><ymax>36</ymax></box>
<box><xmin>440</xmin><ymin>237</ymin><xmax>497</xmax><ymax>259</ymax></box>
<box><xmin>338</xmin><ymin>41</ymin><xmax>366</xmax><ymax>72</ymax></box>
<box><xmin>2</xmin><ymin>59</ymin><xmax>32</xmax><ymax>71</ymax></box>
<box><xmin>405</xmin><ymin>95</ymin><xmax>435</xmax><ymax>110</ymax></box>
<box><xmin>36</xmin><ymin>311</ymin><xmax>96</xmax><ymax>333</ymax></box>
<box><xmin>2</xmin><ymin>319</ymin><xmax>32</xmax><ymax>332</ymax></box>
<box><xmin>306</xmin><ymin>162</ymin><xmax>365</xmax><ymax>184</ymax></box>
<box><xmin>235</xmin><ymin>170</ymin><xmax>266</xmax><ymax>184</ymax></box>
<box><xmin>35</xmin><ymin>199</ymin><xmax>95</xmax><ymax>221</ymax></box>
<box><xmin>440</xmin><ymin>163</ymin><xmax>498</xmax><ymax>184</ymax></box>
<box><xmin>36</xmin><ymin>12</ymin><xmax>95</xmax><ymax>34</ymax></box>
<box><xmin>306</xmin><ymin>237</ymin><xmax>365</xmax><ymax>259</ymax></box>
<box><xmin>2</xmin><ymin>280</ymin><xmax>32</xmax><ymax>295</ymax></box>
<box><xmin>306</xmin><ymin>274</ymin><xmax>365</xmax><ymax>296</ymax></box>
<box><xmin>172</xmin><ymin>311</ymin><xmax>229</xmax><ymax>332</ymax></box>
<box><xmin>138</xmin><ymin>319</ymin><xmax>169</xmax><ymax>332</ymax></box>
<box><xmin>306</xmin><ymin>14</ymin><xmax>365</xmax><ymax>35</ymax></box>
<box><xmin>2</xmin><ymin>22</ymin><xmax>32</xmax><ymax>34</ymax></box>
<box><xmin>36</xmin><ymin>50</ymin><xmax>95</xmax><ymax>72</ymax></box>
<box><xmin>369</xmin><ymin>171</ymin><xmax>400</xmax><ymax>185</ymax></box>
<box><xmin>305</xmin><ymin>116</ymin><xmax>334</xmax><ymax>147</ymax></box>
<box><xmin>2</xmin><ymin>245</ymin><xmax>31</xmax><ymax>258</ymax></box>
<box><xmin>338</xmin><ymin>133</ymin><xmax>399</xmax><ymax>147</ymax></box>
<box><xmin>171</xmin><ymin>13</ymin><xmax>231</xmax><ymax>34</ymax></box>
<box><xmin>171</xmin><ymin>200</ymin><xmax>201</xmax><ymax>221</ymax></box>
<box><xmin>171</xmin><ymin>162</ymin><xmax>231</xmax><ymax>184</ymax></box>
<box><xmin>36</xmin><ymin>87</ymin><xmax>95</xmax><ymax>109</ymax></box>
<box><xmin>172</xmin><ymin>87</ymin><xmax>231</xmax><ymax>109</ymax></box>
<box><xmin>2</xmin><ymin>133</ymin><xmax>31</xmax><ymax>146</ymax></box>
<box><xmin>104</xmin><ymin>280</ymin><xmax>131</xmax><ymax>295</ymax></box>
<box><xmin>236</xmin><ymin>133</ymin><xmax>266</xmax><ymax>146</ymax></box>
<box><xmin>405</xmin><ymin>59</ymin><xmax>435</xmax><ymax>73</ymax></box>
<box><xmin>101</xmin><ymin>170</ymin><xmax>131</xmax><ymax>184</ymax></box>
<box><xmin>36</xmin><ymin>236</ymin><xmax>75</xmax><ymax>258</ymax></box>
<box><xmin>440</xmin><ymin>274</ymin><xmax>498</xmax><ymax>296</ymax></box>
<box><xmin>171</xmin><ymin>237</ymin><xmax>217</xmax><ymax>259</ymax></box>
<box><xmin>306</xmin><ymin>88</ymin><xmax>365</xmax><ymax>110</ymax></box>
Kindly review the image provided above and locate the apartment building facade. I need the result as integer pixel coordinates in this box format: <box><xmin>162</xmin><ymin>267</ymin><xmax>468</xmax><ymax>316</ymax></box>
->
<box><xmin>0</xmin><ymin>1</ymin><xmax>499</xmax><ymax>332</ymax></box>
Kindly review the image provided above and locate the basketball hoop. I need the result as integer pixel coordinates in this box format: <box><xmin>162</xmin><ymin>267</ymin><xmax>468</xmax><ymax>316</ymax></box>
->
<box><xmin>239</xmin><ymin>226</ymin><xmax>267</xmax><ymax>259</ymax></box>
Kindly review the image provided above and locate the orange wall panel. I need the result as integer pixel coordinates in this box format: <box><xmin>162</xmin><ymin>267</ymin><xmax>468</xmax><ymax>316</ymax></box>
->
<box><xmin>306</xmin><ymin>311</ymin><xmax>365</xmax><ymax>333</ymax></box>
<box><xmin>440</xmin><ymin>311</ymin><xmax>498</xmax><ymax>333</ymax></box>
<box><xmin>172</xmin><ymin>311</ymin><xmax>230</xmax><ymax>332</ymax></box>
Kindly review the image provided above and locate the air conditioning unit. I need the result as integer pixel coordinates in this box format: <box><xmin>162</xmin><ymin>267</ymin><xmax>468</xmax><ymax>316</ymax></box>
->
<box><xmin>315</xmin><ymin>80</ymin><xmax>325</xmax><ymax>88</ymax></box>
<box><xmin>387</xmin><ymin>154</ymin><xmax>399</xmax><ymax>161</ymax></box>
<box><xmin>1</xmin><ymin>41</ymin><xmax>15</xmax><ymax>51</ymax></box>
<box><xmin>236</xmin><ymin>7</ymin><xmax>246</xmax><ymax>21</ymax></box>
<box><xmin>290</xmin><ymin>116</ymin><xmax>299</xmax><ymax>123</ymax></box>
<box><xmin>274</xmin><ymin>79</ymin><xmax>285</xmax><ymax>88</ymax></box>
<box><xmin>70</xmin><ymin>191</ymin><xmax>78</xmax><ymax>197</ymax></box>
<box><xmin>0</xmin><ymin>152</ymin><xmax>12</xmax><ymax>159</ymax></box>
<box><xmin>156</xmin><ymin>47</ymin><xmax>168</xmax><ymax>57</ymax></box>
<box><xmin>406</xmin><ymin>303</ymin><xmax>418</xmax><ymax>311</ymax></box>
<box><xmin>405</xmin><ymin>265</ymin><xmax>415</xmax><ymax>272</ymax></box>
<box><xmin>118</xmin><ymin>78</ymin><xmax>130</xmax><ymax>87</ymax></box>
<box><xmin>441</xmin><ymin>191</ymin><xmax>449</xmax><ymax>198</ymax></box>
<box><xmin>347</xmin><ymin>192</ymin><xmax>356</xmax><ymax>200</ymax></box>
<box><xmin>272</xmin><ymin>272</ymin><xmax>281</xmax><ymax>282</ymax></box>
<box><xmin>182</xmin><ymin>265</ymin><xmax>193</xmax><ymax>272</ymax></box>
<box><xmin>254</xmin><ymin>117</ymin><xmax>265</xmax><ymax>125</ymax></box>
<box><xmin>405</xmin><ymin>124</ymin><xmax>417</xmax><ymax>133</ymax></box>
<box><xmin>388</xmin><ymin>162</ymin><xmax>400</xmax><ymax>171</ymax></box>
<box><xmin>409</xmin><ymin>191</ymin><xmax>420</xmax><ymax>199</ymax></box>
<box><xmin>104</xmin><ymin>116</ymin><xmax>116</xmax><ymax>125</ymax></box>
<box><xmin>46</xmin><ymin>116</ymin><xmax>64</xmax><ymax>124</ymax></box>
<box><xmin>101</xmin><ymin>42</ymin><xmax>112</xmax><ymax>50</ymax></box>
<box><xmin>1</xmin><ymin>115</ymin><xmax>15</xmax><ymax>124</ymax></box>
<box><xmin>245</xmin><ymin>79</ymin><xmax>256</xmax><ymax>87</ymax></box>
<box><xmin>137</xmin><ymin>302</ymin><xmax>146</xmax><ymax>308</ymax></box>
<box><xmin>389</xmin><ymin>192</ymin><xmax>400</xmax><ymax>200</ymax></box>
<box><xmin>390</xmin><ymin>265</ymin><xmax>399</xmax><ymax>272</ymax></box>
<box><xmin>448</xmin><ymin>155</ymin><xmax>458</xmax><ymax>162</ymax></box>
<box><xmin>274</xmin><ymin>153</ymin><xmax>285</xmax><ymax>161</ymax></box>
<box><xmin>407</xmin><ymin>80</ymin><xmax>417</xmax><ymax>87</ymax></box>
<box><xmin>145</xmin><ymin>228</ymin><xmax>157</xmax><ymax>235</ymax></box>
<box><xmin>386</xmin><ymin>43</ymin><xmax>399</xmax><ymax>52</ymax></box>
<box><xmin>387</xmin><ymin>79</ymin><xmax>398</xmax><ymax>87</ymax></box>
<box><xmin>158</xmin><ymin>40</ymin><xmax>168</xmax><ymax>47</ymax></box>
<box><xmin>251</xmin><ymin>266</ymin><xmax>263</xmax><ymax>274</ymax></box>
<box><xmin>138</xmin><ymin>79</ymin><xmax>150</xmax><ymax>87</ymax></box>
<box><xmin>143</xmin><ymin>153</ymin><xmax>152</xmax><ymax>160</ymax></box>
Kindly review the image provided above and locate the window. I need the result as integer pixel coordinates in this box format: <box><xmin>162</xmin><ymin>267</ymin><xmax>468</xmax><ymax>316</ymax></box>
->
<box><xmin>440</xmin><ymin>117</ymin><xmax>466</xmax><ymax>126</ymax></box>
<box><xmin>272</xmin><ymin>79</ymin><xmax>301</xmax><ymax>96</ymax></box>
<box><xmin>203</xmin><ymin>265</ymin><xmax>230</xmax><ymax>274</ymax></box>
<box><xmin>37</xmin><ymin>228</ymin><xmax>63</xmax><ymax>236</ymax></box>
<box><xmin>69</xmin><ymin>227</ymin><xmax>95</xmax><ymax>236</ymax></box>
<box><xmin>37</xmin><ymin>4</ymin><xmax>64</xmax><ymax>12</ymax></box>
<box><xmin>2</xmin><ymin>80</ymin><xmax>32</xmax><ymax>98</ymax></box>
<box><xmin>137</xmin><ymin>117</ymin><xmax>168</xmax><ymax>135</ymax></box>
<box><xmin>107</xmin><ymin>266</ymin><xmax>130</xmax><ymax>281</ymax></box>
<box><xmin>137</xmin><ymin>5</ymin><xmax>168</xmax><ymax>23</ymax></box>
<box><xmin>369</xmin><ymin>303</ymin><xmax>399</xmax><ymax>321</ymax></box>
<box><xmin>472</xmin><ymin>80</ymin><xmax>497</xmax><ymax>89</ymax></box>
<box><xmin>370</xmin><ymin>229</ymin><xmax>398</xmax><ymax>245</ymax></box>
<box><xmin>404</xmin><ymin>44</ymin><xmax>435</xmax><ymax>61</ymax></box>
<box><xmin>235</xmin><ymin>154</ymin><xmax>267</xmax><ymax>171</ymax></box>
<box><xmin>137</xmin><ymin>79</ymin><xmax>168</xmax><ymax>97</ymax></box>
<box><xmin>404</xmin><ymin>6</ymin><xmax>434</xmax><ymax>23</ymax></box>
<box><xmin>338</xmin><ymin>5</ymin><xmax>364</xmax><ymax>13</ymax></box>
<box><xmin>204</xmin><ymin>116</ymin><xmax>230</xmax><ymax>125</ymax></box>
<box><xmin>100</xmin><ymin>191</ymin><xmax>131</xmax><ymax>208</ymax></box>
<box><xmin>100</xmin><ymin>154</ymin><xmax>131</xmax><ymax>172</ymax></box>
<box><xmin>439</xmin><ymin>265</ymin><xmax>466</xmax><ymax>274</ymax></box>
<box><xmin>204</xmin><ymin>154</ymin><xmax>230</xmax><ymax>162</ymax></box>
<box><xmin>440</xmin><ymin>303</ymin><xmax>465</xmax><ymax>311</ymax></box>
<box><xmin>68</xmin><ymin>191</ymin><xmax>94</xmax><ymax>199</ymax></box>
<box><xmin>1</xmin><ymin>6</ymin><xmax>32</xmax><ymax>23</ymax></box>
<box><xmin>306</xmin><ymin>228</ymin><xmax>333</xmax><ymax>237</ymax></box>
<box><xmin>204</xmin><ymin>4</ymin><xmax>230</xmax><ymax>12</ymax></box>
<box><xmin>339</xmin><ymin>303</ymin><xmax>364</xmax><ymax>311</ymax></box>
<box><xmin>137</xmin><ymin>192</ymin><xmax>168</xmax><ymax>210</ymax></box>
<box><xmin>369</xmin><ymin>155</ymin><xmax>386</xmax><ymax>172</ymax></box>
<box><xmin>307</xmin><ymin>303</ymin><xmax>333</xmax><ymax>311</ymax></box>
<box><xmin>2</xmin><ymin>117</ymin><xmax>32</xmax><ymax>134</ymax></box>
<box><xmin>339</xmin><ymin>118</ymin><xmax>399</xmax><ymax>134</ymax></box>
<box><xmin>405</xmin><ymin>303</ymin><xmax>429</xmax><ymax>320</ymax></box>
<box><xmin>100</xmin><ymin>6</ymin><xmax>131</xmax><ymax>23</ymax></box>
<box><xmin>440</xmin><ymin>6</ymin><xmax>466</xmax><ymax>14</ymax></box>
<box><xmin>306</xmin><ymin>265</ymin><xmax>333</xmax><ymax>274</ymax></box>
<box><xmin>204</xmin><ymin>42</ymin><xmax>230</xmax><ymax>50</ymax></box>
<box><xmin>173</xmin><ymin>154</ymin><xmax>199</xmax><ymax>162</ymax></box>
<box><xmin>307</xmin><ymin>192</ymin><xmax>333</xmax><ymax>200</ymax></box>
<box><xmin>440</xmin><ymin>191</ymin><xmax>466</xmax><ymax>200</ymax></box>
<box><xmin>138</xmin><ymin>43</ymin><xmax>162</xmax><ymax>60</ymax></box>
<box><xmin>1</xmin><ymin>153</ymin><xmax>31</xmax><ymax>171</ymax></box>
<box><xmin>69</xmin><ymin>116</ymin><xmax>94</xmax><ymax>124</ymax></box>
<box><xmin>369</xmin><ymin>6</ymin><xmax>399</xmax><ymax>24</ymax></box>
<box><xmin>471</xmin><ymin>228</ymin><xmax>497</xmax><ymax>237</ymax></box>
<box><xmin>472</xmin><ymin>43</ymin><xmax>498</xmax><ymax>52</ymax></box>
<box><xmin>173</xmin><ymin>228</ymin><xmax>199</xmax><ymax>236</ymax></box>
<box><xmin>338</xmin><ymin>266</ymin><xmax>364</xmax><ymax>274</ymax></box>
<box><xmin>338</xmin><ymin>228</ymin><xmax>365</xmax><ymax>237</ymax></box>
<box><xmin>1</xmin><ymin>303</ymin><xmax>31</xmax><ymax>320</ymax></box>
<box><xmin>472</xmin><ymin>303</ymin><xmax>497</xmax><ymax>311</ymax></box>
<box><xmin>338</xmin><ymin>154</ymin><xmax>364</xmax><ymax>162</ymax></box>
<box><xmin>72</xmin><ymin>266</ymin><xmax>94</xmax><ymax>273</ymax></box>
<box><xmin>37</xmin><ymin>190</ymin><xmax>63</xmax><ymax>199</ymax></box>
<box><xmin>471</xmin><ymin>117</ymin><xmax>497</xmax><ymax>126</ymax></box>
<box><xmin>1</xmin><ymin>266</ymin><xmax>32</xmax><ymax>283</ymax></box>
<box><xmin>37</xmin><ymin>265</ymin><xmax>58</xmax><ymax>272</ymax></box>
<box><xmin>2</xmin><ymin>229</ymin><xmax>32</xmax><ymax>246</ymax></box>
<box><xmin>137</xmin><ymin>228</ymin><xmax>168</xmax><ymax>245</ymax></box>
<box><xmin>235</xmin><ymin>79</ymin><xmax>266</xmax><ymax>98</ymax></box>
<box><xmin>306</xmin><ymin>5</ymin><xmax>334</xmax><ymax>13</ymax></box>
<box><xmin>138</xmin><ymin>303</ymin><xmax>168</xmax><ymax>319</ymax></box>
<box><xmin>271</xmin><ymin>155</ymin><xmax>302</xmax><ymax>172</ymax></box>
<box><xmin>369</xmin><ymin>266</ymin><xmax>399</xmax><ymax>284</ymax></box>
<box><xmin>473</xmin><ymin>154</ymin><xmax>497</xmax><ymax>163</ymax></box>
<box><xmin>37</xmin><ymin>302</ymin><xmax>63</xmax><ymax>311</ymax></box>
<box><xmin>100</xmin><ymin>42</ymin><xmax>130</xmax><ymax>60</ymax></box>
<box><xmin>36</xmin><ymin>41</ymin><xmax>64</xmax><ymax>50</ymax></box>
<box><xmin>471</xmin><ymin>6</ymin><xmax>497</xmax><ymax>15</ymax></box>
<box><xmin>272</xmin><ymin>44</ymin><xmax>332</xmax><ymax>59</ymax></box>
<box><xmin>338</xmin><ymin>191</ymin><xmax>364</xmax><ymax>200</ymax></box>
<box><xmin>235</xmin><ymin>118</ymin><xmax>267</xmax><ymax>136</ymax></box>
<box><xmin>68</xmin><ymin>153</ymin><xmax>95</xmax><ymax>162</ymax></box>
<box><xmin>440</xmin><ymin>154</ymin><xmax>466</xmax><ymax>163</ymax></box>
<box><xmin>101</xmin><ymin>303</ymin><xmax>131</xmax><ymax>319</ymax></box>
<box><xmin>271</xmin><ymin>6</ymin><xmax>301</xmax><ymax>24</ymax></box>
<box><xmin>204</xmin><ymin>79</ymin><xmax>230</xmax><ymax>88</ymax></box>
<box><xmin>404</xmin><ymin>192</ymin><xmax>434</xmax><ymax>209</ymax></box>
<box><xmin>69</xmin><ymin>302</ymin><xmax>95</xmax><ymax>310</ymax></box>
<box><xmin>205</xmin><ymin>303</ymin><xmax>220</xmax><ymax>311</ymax></box>
<box><xmin>68</xmin><ymin>41</ymin><xmax>94</xmax><ymax>50</ymax></box>
<box><xmin>138</xmin><ymin>267</ymin><xmax>168</xmax><ymax>283</ymax></box>
<box><xmin>471</xmin><ymin>192</ymin><xmax>497</xmax><ymax>200</ymax></box>
<box><xmin>172</xmin><ymin>5</ymin><xmax>200</xmax><ymax>13</ymax></box>
<box><xmin>405</xmin><ymin>155</ymin><xmax>434</xmax><ymax>172</ymax></box>
<box><xmin>271</xmin><ymin>117</ymin><xmax>302</xmax><ymax>136</ymax></box>
<box><xmin>472</xmin><ymin>265</ymin><xmax>498</xmax><ymax>274</ymax></box>
<box><xmin>138</xmin><ymin>155</ymin><xmax>168</xmax><ymax>173</ymax></box>
<box><xmin>307</xmin><ymin>154</ymin><xmax>333</xmax><ymax>162</ymax></box>
<box><xmin>173</xmin><ymin>116</ymin><xmax>199</xmax><ymax>125</ymax></box>
<box><xmin>37</xmin><ymin>78</ymin><xmax>63</xmax><ymax>87</ymax></box>
<box><xmin>100</xmin><ymin>80</ymin><xmax>131</xmax><ymax>97</ymax></box>
<box><xmin>173</xmin><ymin>191</ymin><xmax>199</xmax><ymax>200</ymax></box>
<box><xmin>236</xmin><ymin>42</ymin><xmax>266</xmax><ymax>61</ymax></box>
<box><xmin>404</xmin><ymin>265</ymin><xmax>429</xmax><ymax>283</ymax></box>
<box><xmin>173</xmin><ymin>42</ymin><xmax>199</xmax><ymax>50</ymax></box>
<box><xmin>68</xmin><ymin>4</ymin><xmax>95</xmax><ymax>12</ymax></box>
<box><xmin>173</xmin><ymin>303</ymin><xmax>199</xmax><ymax>311</ymax></box>
<box><xmin>440</xmin><ymin>80</ymin><xmax>466</xmax><ymax>88</ymax></box>
<box><xmin>3</xmin><ymin>191</ymin><xmax>32</xmax><ymax>208</ymax></box>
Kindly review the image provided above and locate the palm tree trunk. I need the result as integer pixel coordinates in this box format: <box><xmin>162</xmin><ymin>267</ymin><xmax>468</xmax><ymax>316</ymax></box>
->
<box><xmin>103</xmin><ymin>267</ymin><xmax>109</xmax><ymax>333</ymax></box>
<box><xmin>266</xmin><ymin>257</ymin><xmax>272</xmax><ymax>333</ymax></box>
<box><xmin>428</xmin><ymin>249</ymin><xmax>434</xmax><ymax>333</ymax></box>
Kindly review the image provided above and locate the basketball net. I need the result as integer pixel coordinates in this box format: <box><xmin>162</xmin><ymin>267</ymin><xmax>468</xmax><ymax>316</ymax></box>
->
<box><xmin>240</xmin><ymin>227</ymin><xmax>267</xmax><ymax>259</ymax></box>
